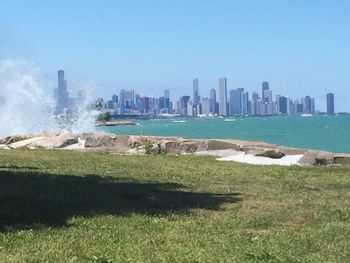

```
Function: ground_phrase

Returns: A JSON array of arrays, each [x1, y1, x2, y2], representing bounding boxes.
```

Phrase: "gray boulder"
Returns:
[[160, 141, 180, 154], [4, 134, 33, 145], [9, 136, 45, 149], [84, 133, 118, 148], [33, 132, 78, 149], [179, 140, 208, 153], [333, 153, 350, 164], [255, 149, 286, 159], [127, 136, 141, 148], [148, 143, 161, 154], [298, 150, 335, 166], [207, 139, 241, 151], [84, 133, 131, 153]]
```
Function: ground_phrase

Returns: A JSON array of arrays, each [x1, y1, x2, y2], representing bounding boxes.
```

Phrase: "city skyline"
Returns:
[[1, 1, 349, 112], [55, 69, 337, 117]]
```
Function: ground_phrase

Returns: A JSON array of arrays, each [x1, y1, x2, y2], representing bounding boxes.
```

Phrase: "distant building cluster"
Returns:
[[53, 70, 336, 117], [98, 78, 336, 117]]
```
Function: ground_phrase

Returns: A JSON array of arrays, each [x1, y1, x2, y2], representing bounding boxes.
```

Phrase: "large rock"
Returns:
[[255, 149, 286, 159], [84, 133, 118, 148], [114, 135, 131, 151], [33, 132, 78, 149], [207, 140, 241, 151], [333, 153, 350, 164], [63, 139, 86, 150], [160, 141, 180, 154], [0, 137, 6, 144], [127, 136, 141, 148], [4, 134, 34, 145], [179, 140, 208, 153], [298, 150, 335, 166], [9, 136, 45, 149], [148, 143, 161, 154], [84, 133, 131, 153]]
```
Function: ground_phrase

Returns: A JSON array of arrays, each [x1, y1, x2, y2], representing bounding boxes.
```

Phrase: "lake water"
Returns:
[[98, 115, 350, 153]]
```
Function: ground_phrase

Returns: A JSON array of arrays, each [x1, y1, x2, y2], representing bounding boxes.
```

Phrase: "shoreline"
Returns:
[[1, 131, 350, 166]]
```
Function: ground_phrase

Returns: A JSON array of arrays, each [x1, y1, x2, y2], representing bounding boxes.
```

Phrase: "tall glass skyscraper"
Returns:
[[229, 88, 243, 116], [262, 81, 269, 103], [193, 78, 200, 105], [327, 93, 335, 114], [219, 78, 228, 116], [209, 88, 216, 114], [54, 70, 69, 114]]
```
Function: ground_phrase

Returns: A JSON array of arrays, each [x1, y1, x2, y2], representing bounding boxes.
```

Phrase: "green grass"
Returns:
[[0, 149, 349, 262]]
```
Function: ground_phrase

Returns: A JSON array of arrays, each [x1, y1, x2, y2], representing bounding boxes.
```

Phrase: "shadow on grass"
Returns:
[[0, 170, 241, 231]]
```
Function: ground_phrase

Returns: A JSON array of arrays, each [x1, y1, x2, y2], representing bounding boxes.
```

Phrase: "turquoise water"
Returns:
[[98, 116, 350, 153]]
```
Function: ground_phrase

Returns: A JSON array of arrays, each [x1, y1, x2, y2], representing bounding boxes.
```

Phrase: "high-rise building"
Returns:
[[209, 88, 217, 114], [263, 90, 272, 103], [124, 90, 135, 108], [193, 78, 200, 105], [54, 70, 69, 114], [310, 98, 315, 114], [251, 92, 260, 116], [218, 78, 228, 116], [240, 92, 249, 116], [229, 88, 243, 116], [327, 93, 335, 114], [164, 90, 170, 111], [119, 89, 126, 114], [179, 96, 190, 116], [278, 96, 288, 114], [262, 81, 269, 102], [112, 95, 118, 103], [201, 98, 211, 115], [303, 96, 311, 114], [141, 96, 150, 113], [286, 97, 291, 115]]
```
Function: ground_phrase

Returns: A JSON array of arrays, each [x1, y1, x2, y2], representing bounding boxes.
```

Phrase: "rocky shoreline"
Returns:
[[95, 121, 136, 127], [1, 130, 350, 166]]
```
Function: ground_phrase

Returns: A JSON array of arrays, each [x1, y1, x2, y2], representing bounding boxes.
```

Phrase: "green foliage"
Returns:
[[0, 150, 349, 262], [97, 111, 112, 122]]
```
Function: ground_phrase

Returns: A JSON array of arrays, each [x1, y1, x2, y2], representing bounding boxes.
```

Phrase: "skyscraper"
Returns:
[[263, 90, 272, 103], [327, 93, 335, 114], [209, 88, 217, 114], [229, 88, 243, 116], [179, 96, 190, 116], [54, 70, 69, 114], [193, 78, 200, 105], [218, 78, 228, 116], [310, 98, 315, 114], [201, 98, 211, 115], [278, 96, 288, 114], [124, 90, 135, 108], [164, 89, 170, 111], [304, 96, 311, 114], [119, 89, 126, 114], [262, 81, 269, 103], [240, 92, 249, 116]]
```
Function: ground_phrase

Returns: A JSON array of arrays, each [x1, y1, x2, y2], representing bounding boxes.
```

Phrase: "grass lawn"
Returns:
[[0, 149, 349, 262]]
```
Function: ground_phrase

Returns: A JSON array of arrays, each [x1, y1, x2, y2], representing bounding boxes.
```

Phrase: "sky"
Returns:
[[0, 0, 349, 111]]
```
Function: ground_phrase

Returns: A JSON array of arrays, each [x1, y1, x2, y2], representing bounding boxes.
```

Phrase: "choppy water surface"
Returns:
[[99, 116, 350, 153]]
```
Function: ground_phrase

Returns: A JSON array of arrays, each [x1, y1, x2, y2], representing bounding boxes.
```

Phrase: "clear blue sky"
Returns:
[[1, 0, 349, 111]]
